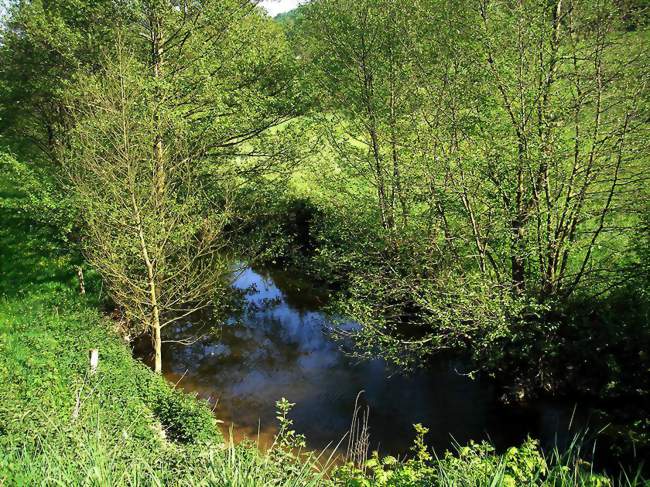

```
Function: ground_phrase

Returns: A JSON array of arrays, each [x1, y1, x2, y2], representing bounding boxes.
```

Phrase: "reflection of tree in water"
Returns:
[[253, 265, 330, 312], [137, 264, 588, 458], [246, 296, 283, 313]]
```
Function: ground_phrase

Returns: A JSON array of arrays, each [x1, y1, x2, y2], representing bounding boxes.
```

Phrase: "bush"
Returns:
[[151, 388, 220, 444], [330, 426, 643, 487]]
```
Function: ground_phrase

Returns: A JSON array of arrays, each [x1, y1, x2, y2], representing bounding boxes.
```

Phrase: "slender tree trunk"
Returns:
[[366, 90, 390, 231], [152, 302, 162, 374], [511, 160, 527, 295], [133, 190, 163, 374], [76, 265, 86, 295], [367, 122, 389, 229], [389, 77, 406, 229], [358, 26, 392, 232], [150, 7, 165, 374], [152, 12, 165, 202], [511, 216, 526, 295]]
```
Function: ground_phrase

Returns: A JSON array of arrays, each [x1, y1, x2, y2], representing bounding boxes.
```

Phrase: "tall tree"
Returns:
[[299, 0, 649, 373], [0, 0, 134, 238], [449, 0, 649, 297], [67, 0, 303, 373], [302, 0, 418, 236], [0, 0, 131, 162]]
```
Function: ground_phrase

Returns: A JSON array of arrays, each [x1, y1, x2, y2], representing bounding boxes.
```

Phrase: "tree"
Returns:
[[301, 0, 419, 236], [441, 0, 649, 298], [67, 0, 303, 373], [299, 0, 649, 376], [0, 0, 136, 240], [0, 0, 132, 162], [68, 43, 225, 374]]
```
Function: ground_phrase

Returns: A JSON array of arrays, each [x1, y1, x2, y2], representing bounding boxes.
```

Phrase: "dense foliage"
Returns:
[[293, 0, 650, 371], [0, 200, 641, 485], [1, 0, 649, 483]]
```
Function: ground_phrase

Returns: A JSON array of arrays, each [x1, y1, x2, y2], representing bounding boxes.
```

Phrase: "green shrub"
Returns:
[[151, 388, 220, 444], [331, 427, 644, 487]]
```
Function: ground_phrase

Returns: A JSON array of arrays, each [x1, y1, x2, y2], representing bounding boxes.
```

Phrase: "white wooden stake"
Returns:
[[89, 349, 99, 375]]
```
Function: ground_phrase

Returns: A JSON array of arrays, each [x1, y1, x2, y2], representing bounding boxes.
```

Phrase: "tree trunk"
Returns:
[[152, 305, 162, 374], [76, 265, 86, 295], [149, 6, 164, 375], [511, 222, 526, 295], [132, 189, 162, 374], [152, 12, 165, 203]]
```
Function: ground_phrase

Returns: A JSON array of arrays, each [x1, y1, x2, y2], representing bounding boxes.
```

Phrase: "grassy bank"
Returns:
[[0, 206, 327, 485], [0, 211, 222, 483]]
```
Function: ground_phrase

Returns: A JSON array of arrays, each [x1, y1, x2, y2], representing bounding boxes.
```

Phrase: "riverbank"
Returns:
[[239, 192, 650, 460], [0, 206, 644, 485], [0, 211, 228, 483], [0, 206, 334, 485]]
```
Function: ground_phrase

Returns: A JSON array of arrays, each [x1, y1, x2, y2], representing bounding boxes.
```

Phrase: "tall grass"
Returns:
[[336, 404, 646, 486], [433, 435, 646, 487], [1, 423, 328, 486], [3, 426, 646, 486]]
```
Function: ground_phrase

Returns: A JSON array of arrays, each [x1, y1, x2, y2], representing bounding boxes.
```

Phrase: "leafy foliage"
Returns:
[[1, 0, 649, 483], [282, 0, 650, 408]]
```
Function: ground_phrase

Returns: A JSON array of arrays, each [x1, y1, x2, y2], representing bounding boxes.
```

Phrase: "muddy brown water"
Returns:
[[134, 263, 590, 458]]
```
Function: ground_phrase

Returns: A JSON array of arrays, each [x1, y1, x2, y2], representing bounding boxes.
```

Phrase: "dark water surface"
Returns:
[[137, 264, 588, 457]]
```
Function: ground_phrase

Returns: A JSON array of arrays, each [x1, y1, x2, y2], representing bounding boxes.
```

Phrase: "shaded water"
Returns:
[[136, 264, 588, 457]]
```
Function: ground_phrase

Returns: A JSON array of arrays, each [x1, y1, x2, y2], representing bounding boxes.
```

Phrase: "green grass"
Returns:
[[0, 208, 328, 485], [0, 210, 235, 484], [0, 165, 328, 485]]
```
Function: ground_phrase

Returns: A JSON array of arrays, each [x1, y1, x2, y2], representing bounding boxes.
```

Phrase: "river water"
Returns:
[[136, 263, 588, 457]]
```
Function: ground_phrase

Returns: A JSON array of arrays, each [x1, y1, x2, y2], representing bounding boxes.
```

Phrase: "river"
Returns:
[[135, 263, 589, 458]]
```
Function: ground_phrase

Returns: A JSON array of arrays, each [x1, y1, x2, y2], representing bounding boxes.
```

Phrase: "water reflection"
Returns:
[[138, 264, 586, 456]]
